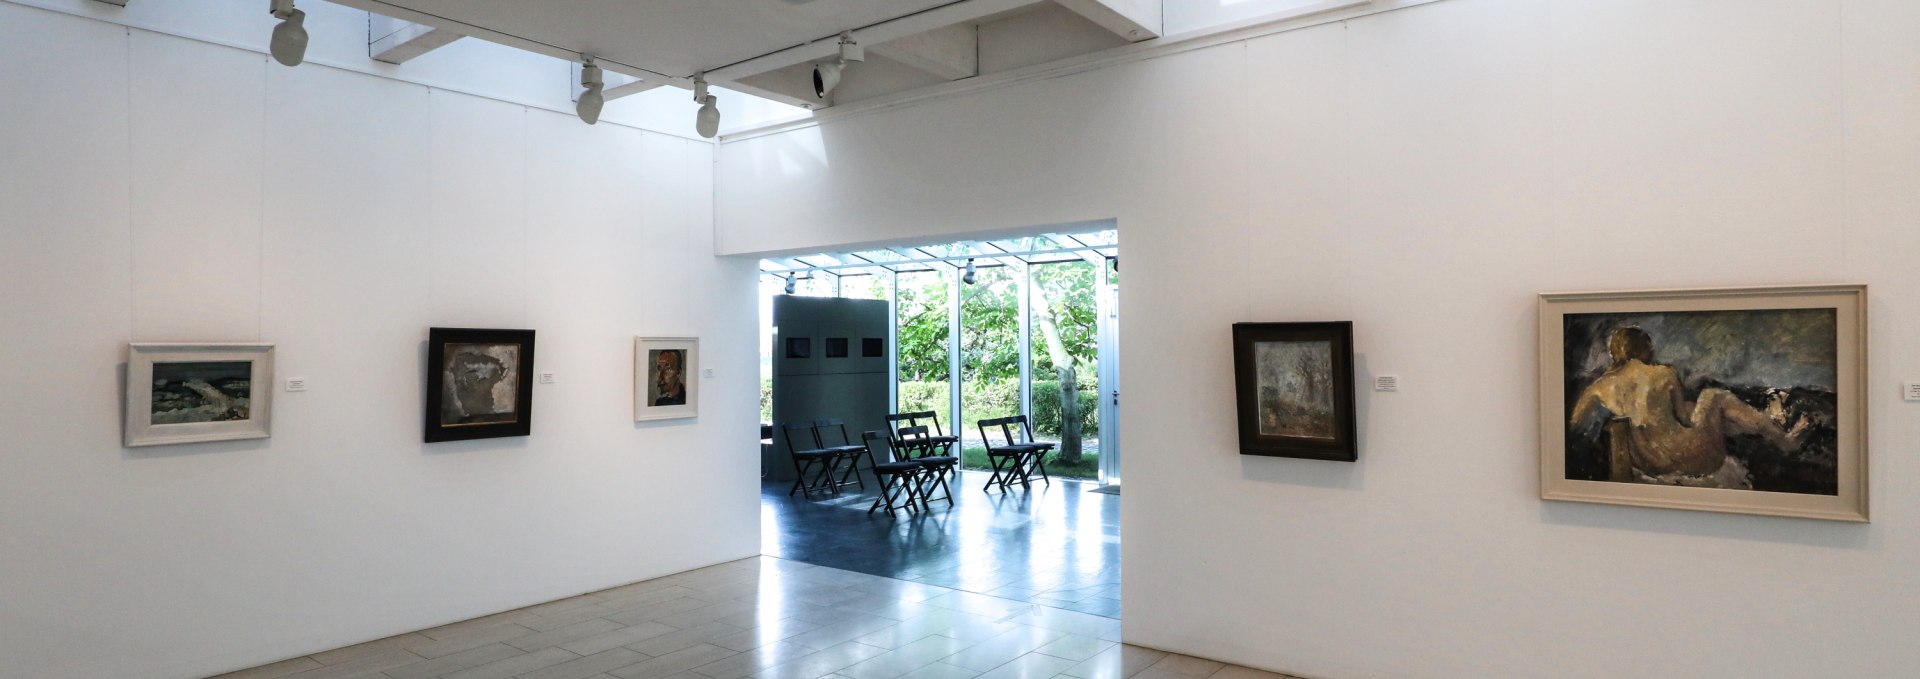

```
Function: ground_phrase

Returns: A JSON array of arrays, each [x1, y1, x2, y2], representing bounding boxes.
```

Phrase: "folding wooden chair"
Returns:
[[781, 422, 843, 498], [977, 415, 1054, 492], [894, 424, 956, 508], [811, 418, 871, 492], [861, 431, 924, 515]]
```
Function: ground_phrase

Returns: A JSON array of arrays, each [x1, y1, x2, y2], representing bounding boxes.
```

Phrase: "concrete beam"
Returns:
[[870, 25, 978, 81], [90, 0, 128, 7], [727, 65, 826, 111], [329, 0, 685, 89], [368, 15, 463, 64], [570, 62, 662, 102], [1053, 0, 1161, 40], [706, 0, 1043, 102]]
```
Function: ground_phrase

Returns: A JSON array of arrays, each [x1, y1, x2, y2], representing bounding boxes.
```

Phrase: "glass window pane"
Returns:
[[958, 265, 1020, 471], [1029, 260, 1100, 479], [895, 270, 952, 439]]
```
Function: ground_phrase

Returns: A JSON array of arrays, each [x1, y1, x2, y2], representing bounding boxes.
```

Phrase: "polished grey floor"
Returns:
[[213, 557, 1296, 679], [761, 471, 1121, 619]]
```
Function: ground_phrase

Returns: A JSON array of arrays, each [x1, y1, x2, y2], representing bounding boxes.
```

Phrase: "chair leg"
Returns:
[[812, 456, 843, 497], [1030, 452, 1051, 487], [983, 454, 1012, 493], [867, 473, 896, 514]]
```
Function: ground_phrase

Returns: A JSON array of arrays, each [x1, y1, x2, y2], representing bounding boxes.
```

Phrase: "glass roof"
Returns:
[[760, 228, 1116, 277]]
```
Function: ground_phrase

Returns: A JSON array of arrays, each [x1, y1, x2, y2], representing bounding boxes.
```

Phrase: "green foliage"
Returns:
[[1030, 380, 1099, 438], [960, 445, 1100, 480], [896, 273, 950, 381]]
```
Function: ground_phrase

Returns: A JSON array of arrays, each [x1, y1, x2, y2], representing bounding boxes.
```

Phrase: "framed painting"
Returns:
[[425, 328, 535, 443], [1538, 285, 1868, 522], [125, 343, 274, 447], [636, 336, 698, 421], [1232, 322, 1358, 461]]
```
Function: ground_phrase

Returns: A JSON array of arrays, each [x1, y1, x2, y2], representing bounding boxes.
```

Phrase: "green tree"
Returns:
[[1031, 262, 1098, 462]]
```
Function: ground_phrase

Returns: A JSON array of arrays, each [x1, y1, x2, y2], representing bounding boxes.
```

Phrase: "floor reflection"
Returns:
[[761, 471, 1121, 619]]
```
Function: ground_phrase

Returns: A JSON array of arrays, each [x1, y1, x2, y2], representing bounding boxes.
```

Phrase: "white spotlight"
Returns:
[[962, 258, 977, 285], [784, 273, 797, 294], [693, 74, 720, 138], [268, 0, 308, 67], [577, 59, 605, 125], [811, 32, 863, 99]]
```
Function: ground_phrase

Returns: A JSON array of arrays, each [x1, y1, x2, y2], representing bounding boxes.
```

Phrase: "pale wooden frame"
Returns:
[[635, 337, 699, 421], [1537, 285, 1868, 522], [126, 343, 275, 447]]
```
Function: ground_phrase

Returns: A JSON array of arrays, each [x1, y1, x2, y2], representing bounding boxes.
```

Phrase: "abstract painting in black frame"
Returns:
[[425, 327, 536, 443], [1232, 321, 1358, 461]]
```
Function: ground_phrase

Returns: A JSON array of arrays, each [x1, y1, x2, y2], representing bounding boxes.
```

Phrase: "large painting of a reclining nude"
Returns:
[[1538, 285, 1867, 522]]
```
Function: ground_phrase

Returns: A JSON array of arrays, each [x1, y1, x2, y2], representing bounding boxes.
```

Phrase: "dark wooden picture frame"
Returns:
[[1232, 321, 1358, 461], [425, 327, 536, 443]]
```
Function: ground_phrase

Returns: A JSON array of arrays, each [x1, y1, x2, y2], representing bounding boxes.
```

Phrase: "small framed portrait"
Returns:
[[1232, 322, 1358, 461], [636, 337, 698, 421], [125, 343, 275, 447], [425, 328, 535, 443], [1539, 284, 1868, 522]]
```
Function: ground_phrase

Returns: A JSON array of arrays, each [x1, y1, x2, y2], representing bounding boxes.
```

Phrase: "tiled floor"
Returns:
[[215, 556, 1297, 679], [761, 471, 1121, 619]]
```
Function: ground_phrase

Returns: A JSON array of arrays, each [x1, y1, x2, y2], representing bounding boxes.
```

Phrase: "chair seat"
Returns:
[[819, 445, 865, 455], [792, 449, 837, 459], [924, 435, 959, 444], [991, 444, 1048, 454], [915, 456, 957, 467], [874, 461, 922, 474]]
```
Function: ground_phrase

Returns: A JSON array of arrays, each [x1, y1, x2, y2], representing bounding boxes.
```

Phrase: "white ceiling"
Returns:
[[347, 0, 960, 78]]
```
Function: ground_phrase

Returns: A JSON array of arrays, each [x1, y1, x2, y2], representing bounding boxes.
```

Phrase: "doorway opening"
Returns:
[[756, 228, 1122, 619]]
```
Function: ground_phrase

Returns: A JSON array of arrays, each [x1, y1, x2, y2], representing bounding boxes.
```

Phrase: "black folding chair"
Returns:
[[977, 415, 1054, 492], [886, 410, 960, 457], [811, 418, 871, 492], [861, 431, 924, 515], [894, 424, 956, 508], [781, 422, 843, 498]]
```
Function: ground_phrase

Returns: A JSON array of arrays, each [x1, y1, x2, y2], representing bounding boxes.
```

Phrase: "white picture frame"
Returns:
[[126, 343, 275, 447], [635, 337, 698, 421], [1538, 285, 1868, 522]]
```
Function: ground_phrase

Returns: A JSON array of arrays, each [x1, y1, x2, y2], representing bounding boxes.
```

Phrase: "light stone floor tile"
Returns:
[[403, 622, 540, 659], [519, 648, 650, 679], [1031, 634, 1115, 663], [1206, 666, 1303, 679], [560, 620, 679, 656], [752, 640, 892, 679], [682, 640, 816, 679], [504, 618, 629, 653], [309, 633, 431, 666], [607, 643, 740, 678], [971, 650, 1077, 679], [281, 649, 424, 679], [835, 634, 971, 679], [440, 646, 580, 679], [626, 621, 749, 657], [380, 642, 526, 679], [207, 656, 322, 679], [1056, 644, 1166, 679], [1145, 654, 1225, 677], [221, 557, 1282, 679]]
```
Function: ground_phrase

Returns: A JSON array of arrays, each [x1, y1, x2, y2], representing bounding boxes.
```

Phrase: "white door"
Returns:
[[1095, 262, 1120, 485]]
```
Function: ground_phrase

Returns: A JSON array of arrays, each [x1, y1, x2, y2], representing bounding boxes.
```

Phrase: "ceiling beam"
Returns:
[[870, 25, 978, 81], [1052, 0, 1162, 40], [706, 0, 1043, 106], [328, 0, 685, 89], [726, 66, 826, 110], [90, 0, 127, 6], [570, 62, 662, 103], [369, 15, 464, 64]]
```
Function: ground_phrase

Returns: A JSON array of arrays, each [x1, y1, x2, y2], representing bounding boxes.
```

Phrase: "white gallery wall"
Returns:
[[715, 1, 1920, 677], [0, 5, 758, 679]]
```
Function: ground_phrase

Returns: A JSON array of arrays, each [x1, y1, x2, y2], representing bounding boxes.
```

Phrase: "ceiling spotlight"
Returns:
[[268, 0, 308, 67], [812, 31, 864, 99], [577, 59, 605, 125], [962, 258, 977, 285], [784, 273, 797, 294], [693, 74, 720, 138]]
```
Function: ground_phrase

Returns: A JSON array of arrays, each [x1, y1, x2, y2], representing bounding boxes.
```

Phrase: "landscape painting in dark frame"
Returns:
[[425, 327, 536, 443], [1232, 322, 1358, 461]]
